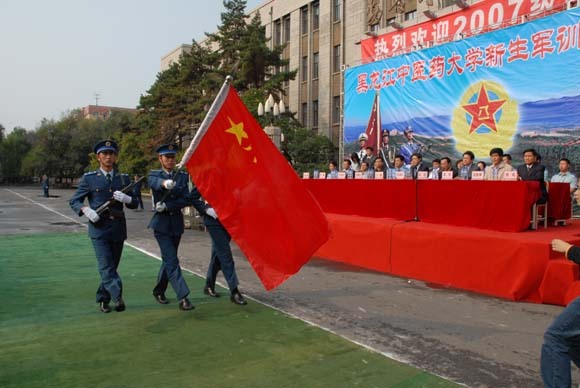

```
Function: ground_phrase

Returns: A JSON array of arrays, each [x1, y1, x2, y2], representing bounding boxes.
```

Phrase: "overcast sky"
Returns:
[[0, 0, 263, 132]]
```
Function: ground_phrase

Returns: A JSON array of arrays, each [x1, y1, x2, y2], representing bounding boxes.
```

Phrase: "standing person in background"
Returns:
[[542, 189, 580, 387], [132, 175, 144, 211], [41, 174, 49, 198], [69, 140, 138, 313], [148, 144, 194, 311]]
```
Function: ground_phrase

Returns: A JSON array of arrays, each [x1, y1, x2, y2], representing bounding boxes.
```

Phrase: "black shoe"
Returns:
[[203, 287, 220, 298], [99, 301, 111, 313], [179, 297, 194, 311], [115, 297, 126, 312], [154, 293, 169, 304], [230, 292, 247, 306]]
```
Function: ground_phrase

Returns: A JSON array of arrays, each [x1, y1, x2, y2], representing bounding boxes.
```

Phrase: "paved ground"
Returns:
[[1, 186, 576, 387]]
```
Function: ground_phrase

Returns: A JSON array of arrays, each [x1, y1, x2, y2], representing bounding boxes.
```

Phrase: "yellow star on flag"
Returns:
[[225, 117, 248, 145]]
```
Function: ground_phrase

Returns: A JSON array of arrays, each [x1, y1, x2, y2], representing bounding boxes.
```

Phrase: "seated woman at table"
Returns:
[[541, 189, 580, 387], [477, 161, 486, 171]]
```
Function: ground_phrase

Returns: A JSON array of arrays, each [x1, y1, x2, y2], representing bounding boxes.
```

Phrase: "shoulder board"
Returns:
[[120, 173, 129, 177], [150, 169, 162, 173], [83, 171, 97, 176]]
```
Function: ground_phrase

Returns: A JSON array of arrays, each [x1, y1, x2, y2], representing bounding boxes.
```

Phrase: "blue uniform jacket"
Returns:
[[69, 170, 138, 241], [148, 170, 193, 236]]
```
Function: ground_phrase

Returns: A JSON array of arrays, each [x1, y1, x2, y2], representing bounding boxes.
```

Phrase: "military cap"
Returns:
[[358, 133, 368, 141], [93, 140, 119, 154], [404, 126, 413, 135], [381, 129, 390, 137], [156, 143, 179, 155]]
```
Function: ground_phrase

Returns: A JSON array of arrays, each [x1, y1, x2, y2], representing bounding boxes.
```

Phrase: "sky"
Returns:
[[0, 0, 263, 132]]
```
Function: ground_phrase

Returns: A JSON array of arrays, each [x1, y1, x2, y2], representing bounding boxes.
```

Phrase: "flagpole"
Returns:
[[376, 91, 381, 157], [177, 76, 233, 168]]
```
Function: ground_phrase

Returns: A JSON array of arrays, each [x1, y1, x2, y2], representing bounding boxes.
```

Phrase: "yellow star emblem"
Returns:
[[225, 117, 248, 145]]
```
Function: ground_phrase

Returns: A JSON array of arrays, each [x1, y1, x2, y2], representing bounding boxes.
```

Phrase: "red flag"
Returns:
[[180, 81, 330, 290], [364, 93, 381, 156]]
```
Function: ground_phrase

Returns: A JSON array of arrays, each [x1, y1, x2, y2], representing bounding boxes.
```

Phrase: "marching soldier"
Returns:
[[69, 140, 138, 313], [190, 189, 247, 306], [148, 144, 194, 311]]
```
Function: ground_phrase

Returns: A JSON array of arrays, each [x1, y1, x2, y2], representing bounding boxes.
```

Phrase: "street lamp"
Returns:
[[257, 94, 285, 149]]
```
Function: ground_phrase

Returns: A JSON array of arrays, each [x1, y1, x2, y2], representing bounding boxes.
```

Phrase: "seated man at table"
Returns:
[[459, 151, 479, 180], [484, 147, 513, 181], [389, 155, 409, 179], [516, 148, 547, 204], [342, 159, 355, 178], [410, 153, 429, 179], [429, 159, 440, 180], [327, 160, 339, 179], [372, 157, 387, 178], [439, 157, 458, 179], [360, 161, 374, 179], [551, 158, 578, 193]]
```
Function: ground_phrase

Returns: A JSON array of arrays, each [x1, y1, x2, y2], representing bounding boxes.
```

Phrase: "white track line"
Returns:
[[3, 188, 461, 385]]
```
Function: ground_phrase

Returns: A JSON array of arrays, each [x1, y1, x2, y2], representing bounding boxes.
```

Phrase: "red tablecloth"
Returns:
[[303, 180, 416, 220], [548, 182, 572, 220], [417, 180, 540, 232], [303, 179, 540, 232]]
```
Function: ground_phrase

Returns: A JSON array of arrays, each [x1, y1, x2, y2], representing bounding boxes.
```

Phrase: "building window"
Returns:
[[387, 17, 396, 25], [274, 20, 281, 46], [283, 15, 291, 43], [333, 0, 341, 22], [333, 45, 341, 73], [302, 56, 308, 81], [301, 103, 308, 126], [370, 23, 380, 33], [332, 96, 341, 124], [312, 52, 319, 79], [312, 2, 320, 30], [404, 11, 416, 21], [312, 100, 319, 128], [301, 6, 308, 35]]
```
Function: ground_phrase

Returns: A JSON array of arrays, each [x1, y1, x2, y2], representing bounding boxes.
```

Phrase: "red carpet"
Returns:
[[315, 214, 580, 306]]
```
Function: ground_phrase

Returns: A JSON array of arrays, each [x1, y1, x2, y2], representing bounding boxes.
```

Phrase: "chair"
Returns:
[[531, 202, 548, 230]]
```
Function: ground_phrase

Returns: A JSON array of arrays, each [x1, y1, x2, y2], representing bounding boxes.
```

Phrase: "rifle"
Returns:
[[95, 175, 145, 217]]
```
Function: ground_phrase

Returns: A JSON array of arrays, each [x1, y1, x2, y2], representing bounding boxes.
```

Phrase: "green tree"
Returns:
[[0, 127, 32, 182], [138, 40, 218, 145]]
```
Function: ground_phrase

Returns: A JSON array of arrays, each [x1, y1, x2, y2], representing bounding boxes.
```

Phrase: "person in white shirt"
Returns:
[[551, 158, 578, 193]]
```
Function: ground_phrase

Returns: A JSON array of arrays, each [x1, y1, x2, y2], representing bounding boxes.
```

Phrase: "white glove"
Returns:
[[205, 207, 218, 219], [83, 207, 100, 223], [155, 202, 167, 213], [113, 191, 132, 204], [163, 180, 175, 190]]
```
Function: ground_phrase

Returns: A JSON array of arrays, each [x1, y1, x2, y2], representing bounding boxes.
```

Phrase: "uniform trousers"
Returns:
[[205, 222, 239, 293], [90, 238, 124, 303], [152, 233, 190, 300], [541, 296, 580, 387]]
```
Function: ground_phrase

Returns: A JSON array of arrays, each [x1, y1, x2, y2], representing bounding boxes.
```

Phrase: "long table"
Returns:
[[304, 179, 541, 232]]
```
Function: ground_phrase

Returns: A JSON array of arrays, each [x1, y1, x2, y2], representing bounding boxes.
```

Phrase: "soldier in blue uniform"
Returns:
[[189, 188, 247, 306], [148, 144, 194, 311], [69, 140, 138, 313]]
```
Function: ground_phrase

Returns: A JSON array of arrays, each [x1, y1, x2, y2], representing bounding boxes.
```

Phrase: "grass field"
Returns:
[[0, 233, 459, 388]]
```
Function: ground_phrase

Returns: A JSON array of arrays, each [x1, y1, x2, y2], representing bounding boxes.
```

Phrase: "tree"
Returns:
[[0, 124, 5, 143], [138, 40, 218, 145], [0, 127, 32, 182]]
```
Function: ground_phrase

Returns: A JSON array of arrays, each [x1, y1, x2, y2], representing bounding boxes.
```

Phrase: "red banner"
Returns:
[[361, 0, 568, 63]]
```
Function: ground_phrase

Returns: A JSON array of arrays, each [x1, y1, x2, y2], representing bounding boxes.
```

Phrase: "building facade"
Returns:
[[162, 0, 523, 147]]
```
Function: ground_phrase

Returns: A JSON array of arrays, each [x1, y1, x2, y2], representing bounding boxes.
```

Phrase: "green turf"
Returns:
[[0, 233, 459, 388]]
